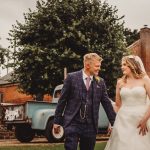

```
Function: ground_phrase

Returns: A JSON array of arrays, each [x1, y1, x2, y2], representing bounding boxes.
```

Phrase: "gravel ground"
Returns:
[[0, 138, 56, 146], [0, 135, 109, 147]]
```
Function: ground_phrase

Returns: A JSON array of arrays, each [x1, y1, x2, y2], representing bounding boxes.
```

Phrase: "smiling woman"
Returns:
[[104, 56, 150, 150]]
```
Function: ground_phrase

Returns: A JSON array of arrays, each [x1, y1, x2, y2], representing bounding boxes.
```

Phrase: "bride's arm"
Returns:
[[115, 79, 122, 112], [137, 76, 150, 135], [144, 75, 150, 93]]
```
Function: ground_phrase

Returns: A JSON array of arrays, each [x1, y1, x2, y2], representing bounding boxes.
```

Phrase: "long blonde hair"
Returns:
[[121, 56, 145, 82]]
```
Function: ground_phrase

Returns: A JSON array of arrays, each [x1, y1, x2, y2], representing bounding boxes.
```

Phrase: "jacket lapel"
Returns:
[[92, 78, 97, 102], [77, 70, 83, 96]]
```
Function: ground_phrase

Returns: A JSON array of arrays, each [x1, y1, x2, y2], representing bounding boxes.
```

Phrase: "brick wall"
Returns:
[[127, 27, 150, 77], [0, 83, 52, 103], [140, 27, 150, 76]]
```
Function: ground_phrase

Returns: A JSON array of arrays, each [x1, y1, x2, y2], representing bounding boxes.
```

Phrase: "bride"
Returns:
[[104, 55, 150, 150]]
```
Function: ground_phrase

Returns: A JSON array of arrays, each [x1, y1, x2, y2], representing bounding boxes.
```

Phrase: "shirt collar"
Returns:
[[82, 70, 93, 81]]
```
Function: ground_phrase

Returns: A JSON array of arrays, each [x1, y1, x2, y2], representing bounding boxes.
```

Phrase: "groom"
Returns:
[[53, 53, 116, 150]]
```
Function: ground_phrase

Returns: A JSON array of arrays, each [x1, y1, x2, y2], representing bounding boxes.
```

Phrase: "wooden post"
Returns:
[[64, 67, 67, 79]]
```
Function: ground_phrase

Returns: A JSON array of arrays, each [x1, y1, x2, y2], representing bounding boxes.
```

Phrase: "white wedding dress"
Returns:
[[104, 86, 150, 150]]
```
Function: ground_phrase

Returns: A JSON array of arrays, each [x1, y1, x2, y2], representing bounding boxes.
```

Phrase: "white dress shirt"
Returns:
[[82, 70, 93, 87]]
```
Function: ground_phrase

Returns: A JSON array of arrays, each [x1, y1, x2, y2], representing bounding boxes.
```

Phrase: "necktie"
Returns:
[[86, 77, 91, 91]]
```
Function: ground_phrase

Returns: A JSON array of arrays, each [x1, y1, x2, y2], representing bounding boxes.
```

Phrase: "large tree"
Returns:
[[8, 0, 127, 99]]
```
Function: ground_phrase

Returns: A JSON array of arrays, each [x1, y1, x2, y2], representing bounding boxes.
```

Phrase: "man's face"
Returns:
[[87, 59, 101, 76]]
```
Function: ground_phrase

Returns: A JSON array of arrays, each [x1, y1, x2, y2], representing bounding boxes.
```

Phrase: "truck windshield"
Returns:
[[54, 90, 61, 99]]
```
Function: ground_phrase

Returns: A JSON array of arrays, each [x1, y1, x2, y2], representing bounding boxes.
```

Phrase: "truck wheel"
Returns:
[[45, 119, 64, 143], [15, 124, 35, 143]]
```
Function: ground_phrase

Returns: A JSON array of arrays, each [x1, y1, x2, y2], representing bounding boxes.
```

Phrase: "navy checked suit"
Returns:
[[54, 70, 116, 150]]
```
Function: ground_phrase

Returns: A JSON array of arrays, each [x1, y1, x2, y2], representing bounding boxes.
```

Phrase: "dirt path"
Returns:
[[0, 138, 59, 146], [0, 137, 108, 146]]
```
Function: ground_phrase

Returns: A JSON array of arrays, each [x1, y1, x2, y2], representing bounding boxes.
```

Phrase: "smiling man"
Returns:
[[53, 53, 116, 150]]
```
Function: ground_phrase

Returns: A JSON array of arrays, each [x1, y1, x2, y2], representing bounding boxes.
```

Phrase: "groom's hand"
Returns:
[[53, 124, 61, 134], [107, 124, 113, 135], [107, 127, 112, 135]]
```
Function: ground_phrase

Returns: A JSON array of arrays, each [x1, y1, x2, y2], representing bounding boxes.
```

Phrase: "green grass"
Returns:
[[95, 142, 106, 150], [0, 145, 63, 150], [0, 142, 107, 150]]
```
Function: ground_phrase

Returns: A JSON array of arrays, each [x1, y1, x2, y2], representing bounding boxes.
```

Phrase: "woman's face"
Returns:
[[121, 60, 132, 75]]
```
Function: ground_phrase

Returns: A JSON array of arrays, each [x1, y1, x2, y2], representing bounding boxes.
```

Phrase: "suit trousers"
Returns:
[[64, 122, 96, 150]]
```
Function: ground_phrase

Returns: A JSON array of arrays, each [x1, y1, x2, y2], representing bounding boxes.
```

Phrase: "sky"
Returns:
[[0, 0, 150, 49], [0, 0, 37, 48], [105, 0, 150, 29]]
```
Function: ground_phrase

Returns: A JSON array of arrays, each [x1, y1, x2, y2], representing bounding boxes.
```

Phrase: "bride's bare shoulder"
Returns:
[[142, 75, 150, 83], [117, 78, 124, 89]]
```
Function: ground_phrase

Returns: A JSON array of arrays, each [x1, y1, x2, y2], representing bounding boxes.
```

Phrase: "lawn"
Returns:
[[0, 142, 107, 150]]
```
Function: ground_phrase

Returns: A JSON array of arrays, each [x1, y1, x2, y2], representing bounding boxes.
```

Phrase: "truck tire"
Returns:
[[15, 124, 35, 143], [45, 119, 64, 143]]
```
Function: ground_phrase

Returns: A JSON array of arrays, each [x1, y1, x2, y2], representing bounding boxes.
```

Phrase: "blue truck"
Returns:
[[1, 84, 110, 143]]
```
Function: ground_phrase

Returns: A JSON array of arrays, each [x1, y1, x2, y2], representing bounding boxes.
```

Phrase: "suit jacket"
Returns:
[[54, 70, 116, 130]]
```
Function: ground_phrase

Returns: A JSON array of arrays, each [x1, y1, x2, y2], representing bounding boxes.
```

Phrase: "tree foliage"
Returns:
[[8, 0, 128, 98], [0, 47, 5, 66], [124, 28, 140, 46], [0, 38, 8, 67]]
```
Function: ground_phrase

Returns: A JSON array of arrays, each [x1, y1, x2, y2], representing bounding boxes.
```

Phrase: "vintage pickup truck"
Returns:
[[0, 84, 111, 143]]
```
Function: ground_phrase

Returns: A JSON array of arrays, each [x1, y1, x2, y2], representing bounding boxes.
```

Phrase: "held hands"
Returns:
[[107, 124, 113, 135], [53, 124, 61, 134], [137, 118, 148, 136]]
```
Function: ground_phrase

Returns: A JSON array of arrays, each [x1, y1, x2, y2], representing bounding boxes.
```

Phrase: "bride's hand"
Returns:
[[137, 119, 148, 136], [107, 124, 113, 135]]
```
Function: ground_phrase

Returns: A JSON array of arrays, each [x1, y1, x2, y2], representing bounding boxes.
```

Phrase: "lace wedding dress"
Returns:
[[104, 86, 150, 150]]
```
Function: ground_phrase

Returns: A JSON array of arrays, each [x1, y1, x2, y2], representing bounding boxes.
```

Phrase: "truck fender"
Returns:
[[31, 109, 55, 130]]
